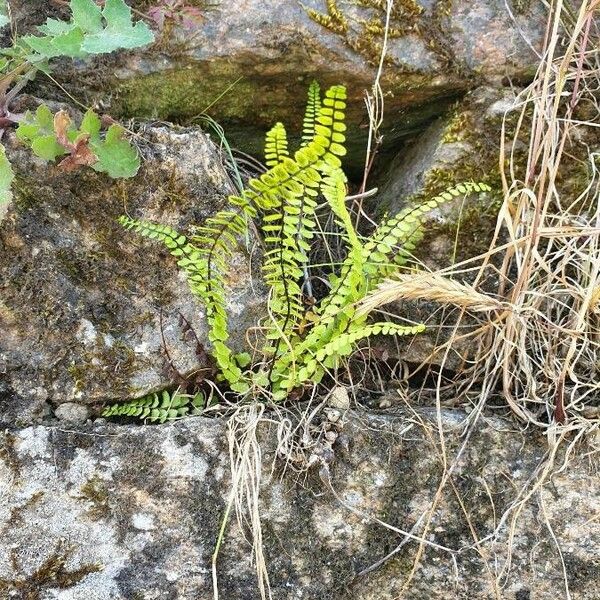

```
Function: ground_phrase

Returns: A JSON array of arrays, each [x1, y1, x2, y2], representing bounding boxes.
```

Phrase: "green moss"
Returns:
[[113, 59, 288, 125], [306, 0, 349, 35], [306, 0, 425, 68], [512, 0, 534, 15], [305, 0, 462, 72], [441, 105, 472, 143], [0, 541, 102, 599], [12, 175, 39, 211], [78, 477, 110, 520]]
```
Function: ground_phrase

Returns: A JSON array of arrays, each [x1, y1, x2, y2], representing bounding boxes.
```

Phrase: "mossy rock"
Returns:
[[12, 0, 546, 175], [0, 118, 266, 424]]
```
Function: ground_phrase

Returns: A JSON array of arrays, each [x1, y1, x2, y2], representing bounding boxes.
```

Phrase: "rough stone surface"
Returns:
[[0, 408, 597, 599], [0, 121, 265, 424], [8, 1, 547, 173], [374, 85, 515, 268]]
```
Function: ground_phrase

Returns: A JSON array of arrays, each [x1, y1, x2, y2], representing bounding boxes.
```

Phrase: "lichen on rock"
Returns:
[[0, 409, 597, 599]]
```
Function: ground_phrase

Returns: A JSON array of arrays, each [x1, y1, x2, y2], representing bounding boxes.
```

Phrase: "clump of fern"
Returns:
[[117, 81, 491, 404]]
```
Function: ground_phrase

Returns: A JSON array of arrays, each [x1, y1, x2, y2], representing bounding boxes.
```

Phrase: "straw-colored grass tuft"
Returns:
[[358, 271, 506, 316]]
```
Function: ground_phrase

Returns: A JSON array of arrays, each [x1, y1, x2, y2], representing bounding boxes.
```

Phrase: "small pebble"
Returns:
[[327, 386, 350, 409], [325, 430, 337, 443], [54, 402, 91, 425], [325, 408, 341, 423]]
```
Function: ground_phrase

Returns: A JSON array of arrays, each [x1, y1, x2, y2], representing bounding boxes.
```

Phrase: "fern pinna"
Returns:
[[116, 81, 491, 404]]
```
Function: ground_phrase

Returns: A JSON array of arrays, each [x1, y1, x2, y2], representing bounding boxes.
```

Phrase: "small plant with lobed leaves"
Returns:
[[0, 0, 155, 203], [103, 81, 491, 418]]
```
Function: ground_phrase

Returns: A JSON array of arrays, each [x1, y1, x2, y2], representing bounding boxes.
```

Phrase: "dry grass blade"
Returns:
[[358, 271, 506, 316], [448, 0, 600, 427]]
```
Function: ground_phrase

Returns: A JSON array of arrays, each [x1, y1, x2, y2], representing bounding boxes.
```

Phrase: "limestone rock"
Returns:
[[0, 408, 597, 598], [374, 85, 517, 268], [0, 122, 265, 424]]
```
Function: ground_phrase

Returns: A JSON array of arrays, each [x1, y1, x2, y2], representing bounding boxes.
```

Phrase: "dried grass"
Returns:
[[358, 271, 506, 315]]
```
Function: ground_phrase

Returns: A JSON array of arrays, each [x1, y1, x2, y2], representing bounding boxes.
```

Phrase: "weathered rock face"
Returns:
[[0, 408, 597, 599], [374, 85, 514, 268], [9, 1, 547, 173], [0, 122, 265, 425]]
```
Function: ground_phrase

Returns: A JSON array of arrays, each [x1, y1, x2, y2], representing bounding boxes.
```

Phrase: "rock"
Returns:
[[327, 385, 351, 409], [365, 87, 514, 368], [0, 408, 597, 598], [54, 402, 91, 425], [9, 1, 547, 174], [374, 85, 515, 268], [0, 121, 265, 425]]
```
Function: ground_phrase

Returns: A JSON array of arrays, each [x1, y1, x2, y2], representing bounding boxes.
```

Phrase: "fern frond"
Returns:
[[301, 81, 322, 147], [102, 389, 206, 423], [285, 322, 425, 389], [363, 182, 492, 279], [269, 182, 491, 393], [264, 122, 289, 167], [258, 85, 348, 339], [118, 215, 243, 385]]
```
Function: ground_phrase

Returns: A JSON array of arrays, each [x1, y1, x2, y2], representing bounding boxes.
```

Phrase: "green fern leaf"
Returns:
[[281, 322, 425, 390], [102, 388, 207, 422], [118, 216, 246, 386], [301, 81, 321, 147], [363, 182, 492, 280], [259, 85, 348, 339], [264, 122, 289, 167]]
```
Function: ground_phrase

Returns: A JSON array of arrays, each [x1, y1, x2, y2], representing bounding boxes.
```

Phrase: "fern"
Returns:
[[260, 85, 347, 340], [301, 81, 322, 146], [264, 122, 289, 167], [115, 80, 492, 409], [117, 217, 245, 388], [102, 389, 206, 423], [293, 322, 425, 387], [363, 181, 492, 280]]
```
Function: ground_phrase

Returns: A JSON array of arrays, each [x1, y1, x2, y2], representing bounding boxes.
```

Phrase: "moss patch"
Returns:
[[78, 477, 111, 520], [112, 58, 465, 177], [305, 0, 445, 69], [0, 541, 102, 599]]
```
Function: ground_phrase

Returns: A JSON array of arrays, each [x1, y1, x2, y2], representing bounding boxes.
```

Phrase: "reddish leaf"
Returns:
[[53, 110, 74, 150], [57, 133, 98, 172], [53, 111, 98, 172]]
